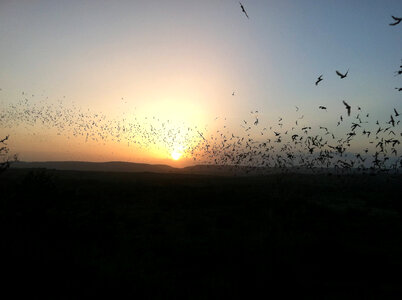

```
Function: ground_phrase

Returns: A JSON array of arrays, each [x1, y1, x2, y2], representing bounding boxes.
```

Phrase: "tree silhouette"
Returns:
[[0, 135, 17, 174]]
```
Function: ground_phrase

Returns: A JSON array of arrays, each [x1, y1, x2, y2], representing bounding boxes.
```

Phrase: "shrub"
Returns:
[[0, 135, 17, 174]]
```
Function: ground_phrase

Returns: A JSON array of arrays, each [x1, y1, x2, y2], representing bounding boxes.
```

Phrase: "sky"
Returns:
[[0, 0, 401, 166]]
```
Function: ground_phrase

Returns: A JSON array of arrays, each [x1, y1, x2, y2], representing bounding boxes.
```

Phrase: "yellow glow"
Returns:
[[170, 144, 185, 161], [0, 84, 212, 166], [171, 151, 182, 161]]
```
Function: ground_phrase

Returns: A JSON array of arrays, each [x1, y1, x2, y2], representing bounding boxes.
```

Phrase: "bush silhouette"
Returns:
[[0, 135, 17, 174]]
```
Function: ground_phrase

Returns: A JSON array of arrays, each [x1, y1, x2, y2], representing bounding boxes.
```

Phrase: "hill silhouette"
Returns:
[[12, 161, 177, 174], [11, 161, 275, 176], [12, 160, 395, 176]]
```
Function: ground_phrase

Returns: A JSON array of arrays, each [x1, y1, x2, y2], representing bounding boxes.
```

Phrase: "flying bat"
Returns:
[[315, 75, 323, 86], [390, 16, 402, 26], [336, 69, 349, 79], [239, 2, 249, 19], [343, 100, 351, 116]]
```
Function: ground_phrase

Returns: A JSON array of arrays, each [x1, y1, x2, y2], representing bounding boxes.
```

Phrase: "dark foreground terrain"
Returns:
[[1, 169, 402, 299]]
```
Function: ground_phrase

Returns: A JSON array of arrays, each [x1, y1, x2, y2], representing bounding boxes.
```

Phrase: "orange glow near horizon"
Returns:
[[0, 87, 216, 165]]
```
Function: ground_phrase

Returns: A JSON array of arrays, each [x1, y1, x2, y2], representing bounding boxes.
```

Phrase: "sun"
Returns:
[[171, 151, 182, 161], [171, 144, 185, 161]]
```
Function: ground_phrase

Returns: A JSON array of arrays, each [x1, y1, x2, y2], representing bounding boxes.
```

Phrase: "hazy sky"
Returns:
[[0, 0, 401, 165]]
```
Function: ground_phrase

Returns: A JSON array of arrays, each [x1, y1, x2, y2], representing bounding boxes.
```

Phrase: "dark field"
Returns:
[[1, 169, 402, 299]]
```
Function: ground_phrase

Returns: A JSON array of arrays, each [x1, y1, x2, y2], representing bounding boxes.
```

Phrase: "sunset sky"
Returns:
[[1, 0, 401, 166]]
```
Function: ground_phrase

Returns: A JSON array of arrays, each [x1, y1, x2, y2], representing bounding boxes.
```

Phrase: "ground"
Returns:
[[1, 169, 402, 299]]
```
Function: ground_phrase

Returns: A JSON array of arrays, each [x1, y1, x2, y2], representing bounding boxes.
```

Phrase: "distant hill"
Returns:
[[10, 161, 274, 176], [10, 161, 353, 176], [11, 161, 178, 174], [182, 164, 275, 176]]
